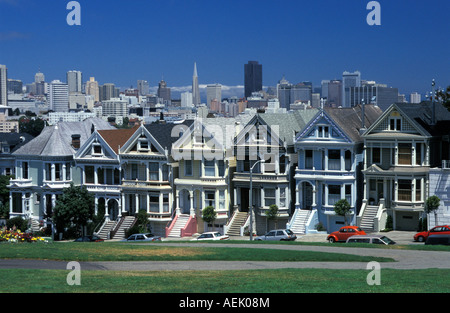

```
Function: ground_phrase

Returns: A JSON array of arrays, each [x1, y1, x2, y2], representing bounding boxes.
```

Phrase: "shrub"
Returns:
[[6, 217, 28, 232]]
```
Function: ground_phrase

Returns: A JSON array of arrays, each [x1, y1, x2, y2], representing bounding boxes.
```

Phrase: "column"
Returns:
[[135, 193, 139, 213], [340, 149, 345, 172], [189, 190, 195, 216], [94, 197, 98, 215]]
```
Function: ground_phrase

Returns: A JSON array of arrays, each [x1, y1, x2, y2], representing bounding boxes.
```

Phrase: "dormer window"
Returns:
[[318, 126, 329, 138], [389, 117, 402, 131], [92, 143, 102, 155], [138, 138, 149, 151]]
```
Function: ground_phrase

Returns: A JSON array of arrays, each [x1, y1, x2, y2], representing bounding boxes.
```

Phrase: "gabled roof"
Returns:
[[363, 102, 450, 138], [324, 104, 382, 142], [144, 120, 194, 154], [98, 125, 140, 154], [0, 132, 34, 153], [13, 118, 115, 157]]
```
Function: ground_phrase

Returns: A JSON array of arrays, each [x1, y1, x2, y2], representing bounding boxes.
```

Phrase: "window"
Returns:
[[280, 188, 286, 208], [149, 162, 159, 181], [218, 190, 225, 210], [264, 188, 276, 207], [415, 179, 421, 202], [204, 191, 215, 208], [372, 148, 381, 164], [55, 164, 61, 181], [218, 160, 225, 177], [305, 150, 313, 169], [85, 166, 94, 184], [345, 184, 352, 204], [22, 162, 29, 179], [345, 150, 352, 171], [328, 185, 341, 206], [163, 194, 169, 212], [204, 160, 215, 177], [416, 143, 422, 165], [150, 195, 159, 212], [185, 160, 193, 176], [318, 126, 329, 138], [398, 143, 412, 165], [389, 118, 402, 131], [66, 163, 71, 180], [279, 155, 286, 174], [162, 164, 169, 181], [131, 164, 138, 180], [97, 168, 104, 184], [138, 138, 149, 151], [398, 180, 412, 201], [328, 150, 341, 170], [93, 144, 102, 155]]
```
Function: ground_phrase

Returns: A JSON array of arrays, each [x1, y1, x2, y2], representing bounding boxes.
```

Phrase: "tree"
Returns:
[[202, 206, 217, 231], [425, 195, 440, 228], [53, 184, 95, 238], [437, 86, 450, 110], [19, 116, 46, 137], [265, 204, 279, 230], [333, 199, 352, 226]]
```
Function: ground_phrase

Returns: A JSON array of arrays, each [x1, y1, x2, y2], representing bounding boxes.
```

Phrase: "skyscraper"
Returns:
[[137, 80, 150, 96], [244, 61, 262, 99], [86, 77, 100, 102], [157, 80, 171, 104], [67, 70, 83, 93], [342, 70, 361, 107], [192, 62, 200, 106], [48, 80, 69, 112], [206, 84, 222, 108], [0, 65, 7, 106]]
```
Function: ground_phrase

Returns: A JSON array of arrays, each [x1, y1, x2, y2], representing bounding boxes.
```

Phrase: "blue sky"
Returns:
[[0, 0, 449, 96]]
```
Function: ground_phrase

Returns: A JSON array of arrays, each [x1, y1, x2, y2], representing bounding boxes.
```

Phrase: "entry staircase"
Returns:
[[95, 216, 137, 240], [288, 209, 311, 234], [225, 211, 248, 236], [359, 205, 378, 233], [167, 214, 190, 238]]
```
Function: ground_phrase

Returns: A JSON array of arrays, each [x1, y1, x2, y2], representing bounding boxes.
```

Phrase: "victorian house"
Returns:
[[292, 105, 382, 233], [169, 115, 253, 237], [8, 119, 114, 229], [230, 110, 318, 235], [361, 101, 450, 230]]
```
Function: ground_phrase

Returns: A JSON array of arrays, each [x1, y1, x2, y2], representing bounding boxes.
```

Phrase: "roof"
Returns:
[[13, 118, 115, 157], [324, 104, 383, 142], [395, 101, 450, 137], [98, 125, 140, 154], [0, 132, 34, 153], [144, 120, 194, 153], [258, 109, 319, 146]]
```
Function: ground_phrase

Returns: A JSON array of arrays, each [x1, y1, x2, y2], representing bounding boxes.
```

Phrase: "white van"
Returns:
[[346, 235, 395, 245]]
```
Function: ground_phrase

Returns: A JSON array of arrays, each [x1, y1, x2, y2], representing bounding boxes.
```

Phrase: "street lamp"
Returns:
[[249, 158, 265, 241]]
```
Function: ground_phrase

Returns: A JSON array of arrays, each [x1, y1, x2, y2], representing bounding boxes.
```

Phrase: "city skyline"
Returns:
[[0, 0, 448, 96]]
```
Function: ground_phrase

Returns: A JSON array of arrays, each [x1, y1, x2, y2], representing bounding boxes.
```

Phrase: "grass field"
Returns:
[[0, 242, 394, 262], [1, 241, 449, 294], [1, 268, 449, 293]]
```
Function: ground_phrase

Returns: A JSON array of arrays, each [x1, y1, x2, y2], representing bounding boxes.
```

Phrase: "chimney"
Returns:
[[72, 134, 81, 149]]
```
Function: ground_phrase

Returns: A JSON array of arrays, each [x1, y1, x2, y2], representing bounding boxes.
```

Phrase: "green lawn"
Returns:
[[1, 268, 449, 293], [0, 242, 394, 262]]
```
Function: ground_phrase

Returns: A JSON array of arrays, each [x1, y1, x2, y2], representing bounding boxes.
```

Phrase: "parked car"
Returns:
[[425, 234, 450, 246], [74, 235, 104, 242], [193, 232, 229, 241], [327, 226, 366, 243], [346, 235, 396, 245], [414, 225, 450, 242], [255, 229, 297, 241], [124, 233, 162, 242]]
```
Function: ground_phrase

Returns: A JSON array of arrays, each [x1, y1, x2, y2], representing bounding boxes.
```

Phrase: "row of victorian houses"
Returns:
[[5, 100, 450, 238]]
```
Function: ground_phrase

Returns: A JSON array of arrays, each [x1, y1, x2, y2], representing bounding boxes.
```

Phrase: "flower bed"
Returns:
[[0, 227, 46, 243]]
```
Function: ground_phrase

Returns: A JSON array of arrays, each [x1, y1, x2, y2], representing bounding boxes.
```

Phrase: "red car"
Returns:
[[327, 226, 366, 243], [414, 225, 450, 242]]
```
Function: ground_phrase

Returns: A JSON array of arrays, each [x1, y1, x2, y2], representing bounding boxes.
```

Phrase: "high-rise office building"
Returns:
[[192, 62, 200, 106], [244, 61, 262, 98], [0, 65, 8, 107], [342, 70, 361, 107], [206, 84, 222, 108], [410, 92, 421, 104], [100, 83, 119, 101], [348, 84, 399, 111], [181, 91, 193, 107], [157, 80, 171, 104], [35, 71, 45, 84], [321, 80, 330, 99], [137, 80, 150, 96], [7, 79, 23, 94], [67, 70, 83, 93], [48, 80, 69, 112], [86, 77, 100, 102], [327, 80, 342, 107]]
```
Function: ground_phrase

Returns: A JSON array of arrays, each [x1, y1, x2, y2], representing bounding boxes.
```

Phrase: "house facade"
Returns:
[[8, 119, 114, 229], [293, 105, 382, 233], [361, 102, 450, 230]]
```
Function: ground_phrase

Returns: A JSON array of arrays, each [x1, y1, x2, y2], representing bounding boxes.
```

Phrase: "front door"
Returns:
[[241, 187, 249, 212]]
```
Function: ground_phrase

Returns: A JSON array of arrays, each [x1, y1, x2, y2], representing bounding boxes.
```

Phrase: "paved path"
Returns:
[[1, 242, 450, 271]]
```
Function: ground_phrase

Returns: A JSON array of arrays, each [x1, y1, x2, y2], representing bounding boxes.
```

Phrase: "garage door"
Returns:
[[395, 211, 419, 231]]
